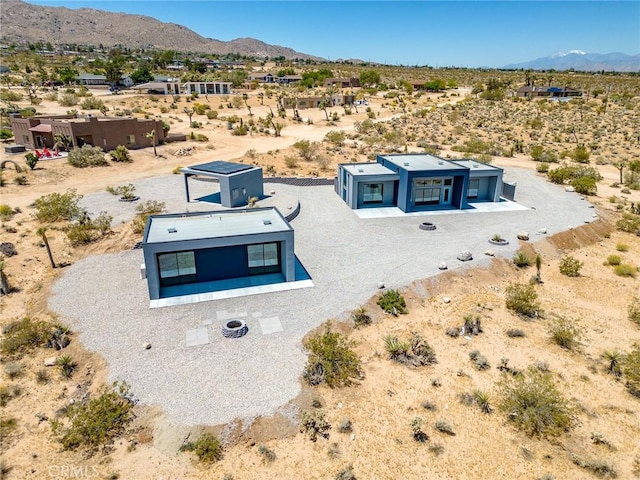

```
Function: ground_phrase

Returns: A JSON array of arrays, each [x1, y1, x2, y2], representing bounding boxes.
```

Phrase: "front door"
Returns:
[[441, 178, 453, 205]]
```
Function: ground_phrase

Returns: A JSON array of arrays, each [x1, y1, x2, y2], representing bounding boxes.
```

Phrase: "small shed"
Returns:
[[180, 161, 264, 207]]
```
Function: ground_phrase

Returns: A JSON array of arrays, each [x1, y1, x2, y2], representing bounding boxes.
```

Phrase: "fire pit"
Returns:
[[222, 320, 248, 338]]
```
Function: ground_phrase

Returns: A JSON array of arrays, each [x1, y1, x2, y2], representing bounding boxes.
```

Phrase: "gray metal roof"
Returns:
[[186, 160, 254, 175], [144, 207, 291, 244], [450, 159, 503, 172], [341, 163, 398, 177], [380, 154, 467, 171]]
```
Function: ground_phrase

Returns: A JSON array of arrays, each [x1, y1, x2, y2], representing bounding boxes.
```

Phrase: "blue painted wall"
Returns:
[[194, 245, 249, 282]]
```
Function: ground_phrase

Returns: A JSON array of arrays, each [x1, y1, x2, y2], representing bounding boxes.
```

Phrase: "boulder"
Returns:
[[457, 251, 472, 261], [565, 186, 575, 192], [44, 357, 57, 367], [484, 250, 495, 257], [438, 262, 448, 270], [143, 342, 152, 350], [517, 232, 529, 241], [443, 297, 452, 304]]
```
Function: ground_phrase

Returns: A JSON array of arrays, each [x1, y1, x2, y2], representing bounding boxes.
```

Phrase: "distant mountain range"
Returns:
[[0, 0, 322, 60], [503, 51, 640, 72]]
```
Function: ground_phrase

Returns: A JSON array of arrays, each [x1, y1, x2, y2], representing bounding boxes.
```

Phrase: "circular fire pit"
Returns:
[[222, 320, 248, 338], [419, 222, 436, 231]]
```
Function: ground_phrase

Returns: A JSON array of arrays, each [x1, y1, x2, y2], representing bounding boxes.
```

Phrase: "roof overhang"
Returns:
[[28, 124, 52, 133]]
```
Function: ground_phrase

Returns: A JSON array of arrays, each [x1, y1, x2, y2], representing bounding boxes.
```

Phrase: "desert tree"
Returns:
[[257, 91, 264, 105], [612, 159, 627, 184], [318, 98, 330, 121], [36, 227, 56, 269], [242, 93, 252, 116], [145, 130, 157, 156]]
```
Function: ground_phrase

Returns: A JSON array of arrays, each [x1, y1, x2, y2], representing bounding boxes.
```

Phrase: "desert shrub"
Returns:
[[35, 368, 50, 384], [435, 420, 455, 435], [106, 184, 136, 200], [351, 306, 371, 327], [1, 317, 53, 356], [0, 384, 21, 406], [57, 354, 77, 378], [58, 93, 78, 106], [623, 345, 640, 398], [206, 110, 218, 120], [571, 176, 597, 195], [513, 251, 531, 268], [571, 454, 617, 478], [615, 243, 629, 252], [108, 145, 132, 163], [0, 89, 23, 102], [25, 152, 38, 170], [0, 417, 17, 438], [421, 400, 437, 411], [549, 318, 581, 350], [131, 200, 166, 234], [80, 97, 104, 110], [299, 409, 331, 441], [68, 145, 108, 168], [376, 289, 407, 315], [293, 139, 320, 162], [14, 174, 27, 185], [335, 465, 356, 480], [410, 417, 428, 442], [0, 128, 13, 140], [284, 156, 298, 168], [614, 263, 637, 278], [629, 297, 640, 326], [505, 283, 539, 317], [4, 361, 23, 379], [606, 254, 622, 266], [469, 349, 490, 370], [337, 418, 352, 433], [302, 325, 361, 387], [180, 432, 223, 463], [65, 212, 112, 245], [51, 381, 134, 451], [569, 145, 590, 163], [325, 130, 346, 146], [384, 333, 437, 367], [559, 256, 583, 277], [498, 367, 575, 437], [257, 444, 276, 463], [616, 213, 640, 233], [0, 204, 16, 221], [536, 162, 550, 173], [506, 328, 526, 338], [473, 390, 493, 414]]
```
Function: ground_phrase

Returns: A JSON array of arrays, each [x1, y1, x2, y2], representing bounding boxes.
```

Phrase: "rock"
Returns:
[[592, 213, 598, 218], [350, 433, 356, 441], [44, 357, 57, 367], [270, 190, 276, 195], [565, 186, 575, 192], [484, 250, 495, 257], [537, 228, 547, 234], [457, 251, 472, 261], [443, 297, 451, 304], [517, 232, 529, 241], [438, 262, 448, 270], [143, 342, 151, 350], [377, 282, 385, 289]]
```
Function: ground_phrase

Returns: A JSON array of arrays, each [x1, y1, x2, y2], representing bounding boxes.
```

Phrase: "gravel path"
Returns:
[[49, 168, 596, 426]]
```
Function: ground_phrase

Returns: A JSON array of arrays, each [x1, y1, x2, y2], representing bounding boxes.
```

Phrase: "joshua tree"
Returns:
[[0, 261, 10, 295], [36, 227, 56, 269], [145, 130, 157, 156], [242, 93, 252, 116], [257, 92, 264, 105], [534, 254, 543, 283], [612, 160, 626, 184], [183, 107, 195, 125]]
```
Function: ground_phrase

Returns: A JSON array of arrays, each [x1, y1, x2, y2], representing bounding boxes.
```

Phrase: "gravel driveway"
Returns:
[[49, 168, 596, 426]]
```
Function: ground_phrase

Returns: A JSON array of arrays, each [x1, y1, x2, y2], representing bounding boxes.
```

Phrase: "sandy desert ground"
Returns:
[[1, 86, 639, 479]]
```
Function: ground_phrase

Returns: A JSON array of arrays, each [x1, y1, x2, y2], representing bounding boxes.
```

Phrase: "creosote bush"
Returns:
[[505, 283, 539, 318], [376, 289, 407, 315], [131, 200, 166, 234], [180, 432, 223, 463], [51, 381, 134, 451], [498, 367, 575, 438], [606, 254, 622, 266], [108, 145, 133, 163], [548, 317, 581, 350], [623, 345, 640, 398], [303, 325, 361, 387], [559, 255, 583, 277], [67, 145, 108, 168], [614, 263, 637, 278], [351, 306, 371, 327], [513, 251, 532, 268], [33, 189, 84, 223], [629, 297, 640, 326]]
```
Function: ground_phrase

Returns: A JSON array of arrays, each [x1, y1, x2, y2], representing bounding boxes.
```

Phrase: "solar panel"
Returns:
[[188, 161, 253, 175]]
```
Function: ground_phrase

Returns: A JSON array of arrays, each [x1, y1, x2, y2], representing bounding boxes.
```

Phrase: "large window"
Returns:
[[247, 243, 280, 275], [467, 179, 480, 199], [158, 251, 196, 286], [414, 179, 442, 205], [362, 183, 383, 203]]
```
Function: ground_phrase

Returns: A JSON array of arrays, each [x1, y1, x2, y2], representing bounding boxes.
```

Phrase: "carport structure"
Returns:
[[180, 161, 264, 208]]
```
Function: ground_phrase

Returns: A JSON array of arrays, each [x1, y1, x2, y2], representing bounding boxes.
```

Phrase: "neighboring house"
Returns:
[[276, 74, 303, 85], [133, 81, 181, 95], [9, 114, 166, 151], [336, 154, 505, 212], [249, 72, 275, 83], [516, 86, 582, 98], [141, 207, 296, 301], [282, 94, 355, 109], [76, 73, 108, 86], [324, 77, 360, 88], [183, 81, 232, 95], [180, 161, 264, 208]]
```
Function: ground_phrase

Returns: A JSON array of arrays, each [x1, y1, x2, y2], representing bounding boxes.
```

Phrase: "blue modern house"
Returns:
[[337, 154, 505, 212], [141, 207, 296, 300]]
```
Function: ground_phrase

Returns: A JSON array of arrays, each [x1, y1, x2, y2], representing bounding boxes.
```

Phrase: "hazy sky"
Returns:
[[24, 1, 640, 67]]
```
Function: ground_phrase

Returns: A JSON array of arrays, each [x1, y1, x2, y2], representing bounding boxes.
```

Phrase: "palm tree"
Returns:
[[37, 227, 56, 269]]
